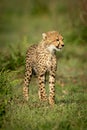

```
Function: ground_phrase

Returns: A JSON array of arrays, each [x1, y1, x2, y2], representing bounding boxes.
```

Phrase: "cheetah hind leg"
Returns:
[[23, 66, 32, 101]]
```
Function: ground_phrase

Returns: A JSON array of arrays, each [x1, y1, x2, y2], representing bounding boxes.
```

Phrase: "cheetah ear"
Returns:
[[42, 33, 47, 40]]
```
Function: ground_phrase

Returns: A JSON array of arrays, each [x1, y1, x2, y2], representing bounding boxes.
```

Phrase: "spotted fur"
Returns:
[[23, 31, 64, 105]]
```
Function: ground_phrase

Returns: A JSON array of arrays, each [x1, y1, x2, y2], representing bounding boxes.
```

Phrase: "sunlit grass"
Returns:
[[0, 1, 87, 129], [0, 41, 87, 130]]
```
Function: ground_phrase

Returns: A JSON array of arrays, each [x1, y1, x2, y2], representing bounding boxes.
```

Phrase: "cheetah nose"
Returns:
[[62, 44, 64, 47]]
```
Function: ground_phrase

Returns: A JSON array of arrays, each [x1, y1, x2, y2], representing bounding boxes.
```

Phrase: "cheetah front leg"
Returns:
[[23, 64, 32, 101], [49, 70, 56, 105], [38, 74, 47, 102]]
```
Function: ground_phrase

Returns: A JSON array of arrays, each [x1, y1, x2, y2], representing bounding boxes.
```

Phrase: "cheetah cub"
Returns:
[[23, 31, 64, 105]]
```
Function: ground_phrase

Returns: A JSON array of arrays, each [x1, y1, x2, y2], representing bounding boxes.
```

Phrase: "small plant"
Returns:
[[0, 37, 27, 71], [0, 71, 12, 128]]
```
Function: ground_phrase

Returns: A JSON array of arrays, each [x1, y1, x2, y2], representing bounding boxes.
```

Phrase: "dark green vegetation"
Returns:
[[0, 0, 87, 130]]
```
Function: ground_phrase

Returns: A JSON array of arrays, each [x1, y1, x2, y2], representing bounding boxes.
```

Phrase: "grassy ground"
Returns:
[[0, 42, 87, 130], [0, 1, 87, 130]]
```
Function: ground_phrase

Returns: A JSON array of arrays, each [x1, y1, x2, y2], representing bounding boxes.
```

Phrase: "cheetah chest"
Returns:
[[46, 54, 56, 71], [46, 55, 52, 68]]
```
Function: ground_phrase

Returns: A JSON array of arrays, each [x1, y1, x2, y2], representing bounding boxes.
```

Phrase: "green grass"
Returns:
[[0, 43, 87, 130], [0, 1, 87, 129], [0, 19, 87, 129]]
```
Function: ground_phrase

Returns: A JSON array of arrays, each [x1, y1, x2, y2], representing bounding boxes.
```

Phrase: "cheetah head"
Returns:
[[42, 31, 64, 53]]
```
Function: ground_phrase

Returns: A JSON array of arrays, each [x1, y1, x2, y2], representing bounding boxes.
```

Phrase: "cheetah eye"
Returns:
[[56, 39, 59, 41]]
